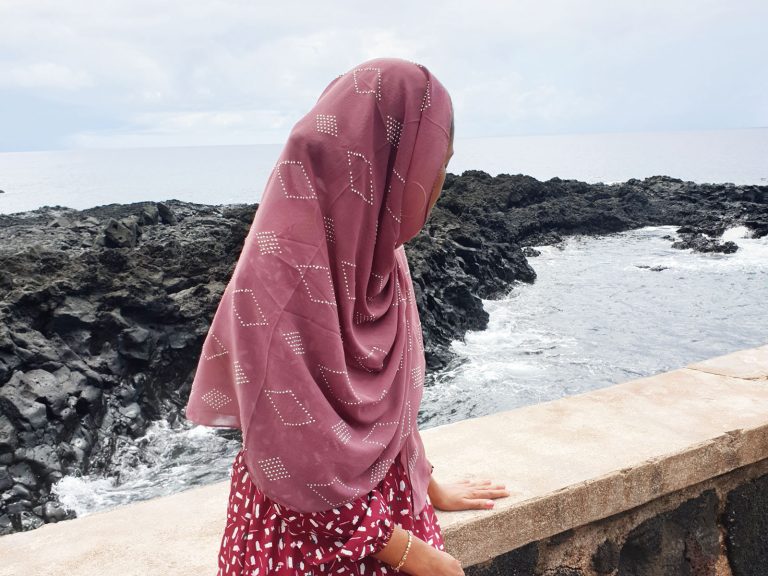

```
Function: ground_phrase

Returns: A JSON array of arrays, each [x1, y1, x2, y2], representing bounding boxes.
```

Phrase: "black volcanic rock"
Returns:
[[0, 200, 254, 533], [0, 173, 766, 534], [723, 473, 768, 573], [671, 228, 739, 253]]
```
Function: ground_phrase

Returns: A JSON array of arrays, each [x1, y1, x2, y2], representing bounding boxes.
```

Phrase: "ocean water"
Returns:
[[1, 127, 767, 215], [50, 224, 768, 518], [422, 224, 768, 427], [5, 128, 766, 519]]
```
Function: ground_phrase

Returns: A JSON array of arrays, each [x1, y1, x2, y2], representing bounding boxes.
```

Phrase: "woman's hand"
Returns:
[[429, 477, 511, 511], [423, 548, 466, 576], [376, 526, 465, 576]]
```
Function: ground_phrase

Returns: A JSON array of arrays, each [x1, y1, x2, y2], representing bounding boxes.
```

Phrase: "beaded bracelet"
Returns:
[[394, 529, 413, 571]]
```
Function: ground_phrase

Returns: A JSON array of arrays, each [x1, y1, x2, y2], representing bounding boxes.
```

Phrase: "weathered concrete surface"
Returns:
[[0, 479, 229, 576], [0, 344, 766, 575], [430, 343, 768, 567], [687, 343, 768, 380]]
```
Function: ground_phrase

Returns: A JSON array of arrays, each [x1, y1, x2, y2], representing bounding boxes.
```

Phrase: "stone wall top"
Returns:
[[1, 344, 766, 574]]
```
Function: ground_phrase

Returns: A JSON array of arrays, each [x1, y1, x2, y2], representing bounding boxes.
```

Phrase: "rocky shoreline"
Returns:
[[1, 172, 766, 534]]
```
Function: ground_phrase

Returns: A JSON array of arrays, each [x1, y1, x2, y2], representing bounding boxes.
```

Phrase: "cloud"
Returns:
[[67, 109, 294, 148], [0, 0, 766, 151], [0, 62, 93, 91]]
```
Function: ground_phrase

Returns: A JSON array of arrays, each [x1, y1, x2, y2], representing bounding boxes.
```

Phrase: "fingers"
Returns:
[[462, 498, 497, 510], [465, 488, 511, 500], [458, 478, 508, 490], [455, 478, 513, 504]]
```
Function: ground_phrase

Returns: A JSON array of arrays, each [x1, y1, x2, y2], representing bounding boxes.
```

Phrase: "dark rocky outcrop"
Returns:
[[0, 200, 254, 533], [411, 172, 766, 368], [670, 226, 739, 253], [0, 173, 766, 534], [723, 473, 768, 575]]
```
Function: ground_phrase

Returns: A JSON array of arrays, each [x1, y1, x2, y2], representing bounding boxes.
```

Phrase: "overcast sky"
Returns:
[[1, 0, 766, 152]]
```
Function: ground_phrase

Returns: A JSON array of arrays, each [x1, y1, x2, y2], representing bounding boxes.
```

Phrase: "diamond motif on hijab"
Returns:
[[352, 67, 382, 100], [275, 160, 316, 199], [346, 151, 375, 205]]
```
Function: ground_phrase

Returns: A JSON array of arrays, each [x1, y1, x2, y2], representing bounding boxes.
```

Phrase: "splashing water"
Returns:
[[421, 224, 768, 427], [52, 224, 768, 515]]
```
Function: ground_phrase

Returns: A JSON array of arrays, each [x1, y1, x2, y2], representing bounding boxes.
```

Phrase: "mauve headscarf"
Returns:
[[184, 57, 453, 516]]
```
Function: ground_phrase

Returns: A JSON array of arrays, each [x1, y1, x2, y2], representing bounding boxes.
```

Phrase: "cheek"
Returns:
[[429, 170, 446, 209], [433, 169, 446, 197]]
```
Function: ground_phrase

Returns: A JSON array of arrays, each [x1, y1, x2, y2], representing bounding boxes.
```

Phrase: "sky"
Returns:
[[0, 0, 766, 152]]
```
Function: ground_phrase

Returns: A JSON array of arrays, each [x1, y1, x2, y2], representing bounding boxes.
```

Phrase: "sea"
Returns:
[[1, 127, 767, 214], [1, 127, 766, 517]]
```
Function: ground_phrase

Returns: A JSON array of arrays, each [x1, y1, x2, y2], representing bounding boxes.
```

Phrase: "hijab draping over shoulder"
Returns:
[[184, 57, 453, 516]]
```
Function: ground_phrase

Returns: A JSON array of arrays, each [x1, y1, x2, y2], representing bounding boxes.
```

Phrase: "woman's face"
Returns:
[[427, 125, 455, 214]]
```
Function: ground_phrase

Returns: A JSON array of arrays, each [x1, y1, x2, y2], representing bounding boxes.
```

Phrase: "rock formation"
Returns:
[[1, 173, 765, 533]]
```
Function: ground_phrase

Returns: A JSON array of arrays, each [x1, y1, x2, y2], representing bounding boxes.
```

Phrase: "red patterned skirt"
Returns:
[[217, 447, 445, 575]]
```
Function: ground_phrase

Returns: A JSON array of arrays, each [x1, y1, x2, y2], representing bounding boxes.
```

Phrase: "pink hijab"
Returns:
[[185, 57, 453, 516]]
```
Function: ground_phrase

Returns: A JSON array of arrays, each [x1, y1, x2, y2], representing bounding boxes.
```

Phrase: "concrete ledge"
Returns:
[[428, 344, 768, 566], [0, 478, 230, 576], [1, 344, 766, 575]]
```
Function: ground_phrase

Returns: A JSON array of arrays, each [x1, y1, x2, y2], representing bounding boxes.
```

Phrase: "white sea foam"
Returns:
[[51, 476, 117, 516], [633, 226, 768, 272], [721, 225, 753, 241], [51, 419, 241, 517]]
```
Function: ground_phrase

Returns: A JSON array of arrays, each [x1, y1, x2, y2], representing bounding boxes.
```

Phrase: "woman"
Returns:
[[185, 57, 510, 576]]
